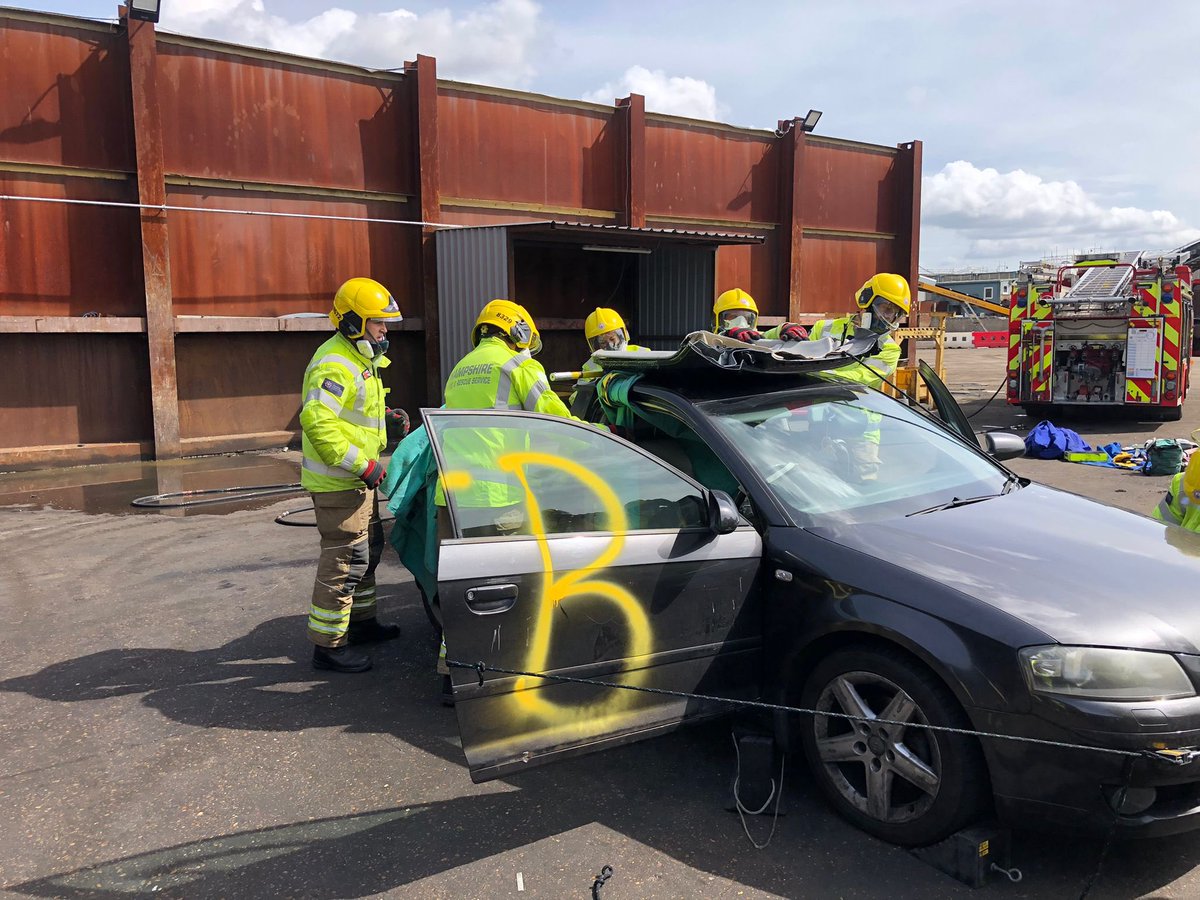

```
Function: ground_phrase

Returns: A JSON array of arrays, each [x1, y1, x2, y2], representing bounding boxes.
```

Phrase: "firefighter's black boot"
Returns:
[[313, 644, 372, 673], [347, 618, 401, 645], [441, 674, 455, 707]]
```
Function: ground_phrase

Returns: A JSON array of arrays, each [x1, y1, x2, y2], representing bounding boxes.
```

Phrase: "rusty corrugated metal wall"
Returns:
[[0, 9, 921, 471]]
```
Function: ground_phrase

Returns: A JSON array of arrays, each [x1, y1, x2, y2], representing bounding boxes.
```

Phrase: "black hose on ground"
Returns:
[[130, 483, 304, 508]]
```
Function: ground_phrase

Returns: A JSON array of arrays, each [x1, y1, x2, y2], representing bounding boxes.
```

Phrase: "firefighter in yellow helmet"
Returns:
[[805, 273, 910, 389], [434, 299, 583, 700], [301, 277, 407, 673], [712, 288, 808, 342], [578, 307, 649, 383], [806, 273, 911, 481], [1153, 442, 1200, 532], [440, 299, 581, 531]]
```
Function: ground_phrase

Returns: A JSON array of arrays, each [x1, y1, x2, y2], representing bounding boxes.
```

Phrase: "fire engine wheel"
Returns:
[[799, 646, 987, 847]]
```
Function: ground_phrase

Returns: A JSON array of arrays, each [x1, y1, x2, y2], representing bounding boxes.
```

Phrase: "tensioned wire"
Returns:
[[0, 193, 464, 226]]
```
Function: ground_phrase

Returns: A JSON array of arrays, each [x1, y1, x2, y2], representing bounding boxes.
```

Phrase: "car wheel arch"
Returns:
[[781, 628, 979, 718]]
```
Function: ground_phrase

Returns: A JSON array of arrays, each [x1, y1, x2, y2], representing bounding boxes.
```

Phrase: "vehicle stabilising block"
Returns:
[[909, 823, 1013, 888]]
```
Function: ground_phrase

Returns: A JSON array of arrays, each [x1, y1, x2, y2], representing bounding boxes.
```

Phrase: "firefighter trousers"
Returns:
[[307, 488, 384, 647]]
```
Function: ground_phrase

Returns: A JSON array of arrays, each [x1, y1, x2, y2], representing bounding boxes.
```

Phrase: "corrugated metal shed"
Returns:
[[435, 225, 509, 395], [435, 221, 763, 381]]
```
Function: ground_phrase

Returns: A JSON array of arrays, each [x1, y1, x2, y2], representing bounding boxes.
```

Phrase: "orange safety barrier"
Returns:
[[972, 331, 1008, 348]]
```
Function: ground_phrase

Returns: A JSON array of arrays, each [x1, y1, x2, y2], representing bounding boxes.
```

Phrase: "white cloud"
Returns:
[[582, 66, 719, 119], [923, 161, 1200, 263], [160, 0, 543, 88]]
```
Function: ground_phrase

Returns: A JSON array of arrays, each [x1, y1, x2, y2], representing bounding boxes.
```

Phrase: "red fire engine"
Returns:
[[1007, 251, 1194, 420]]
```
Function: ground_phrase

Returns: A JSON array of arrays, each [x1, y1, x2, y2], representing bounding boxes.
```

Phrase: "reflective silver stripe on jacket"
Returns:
[[494, 350, 532, 410], [523, 378, 550, 410], [1158, 493, 1182, 524], [304, 353, 383, 430], [305, 353, 361, 381], [303, 444, 361, 478]]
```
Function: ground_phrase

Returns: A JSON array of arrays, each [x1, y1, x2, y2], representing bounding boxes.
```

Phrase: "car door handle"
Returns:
[[464, 583, 518, 614]]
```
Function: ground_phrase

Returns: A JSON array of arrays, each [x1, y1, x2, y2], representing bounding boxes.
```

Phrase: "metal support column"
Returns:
[[617, 93, 646, 229], [126, 13, 181, 458], [777, 119, 808, 321], [410, 54, 442, 401]]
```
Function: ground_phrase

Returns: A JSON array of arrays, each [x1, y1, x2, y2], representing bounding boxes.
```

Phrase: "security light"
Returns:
[[800, 109, 822, 133], [128, 0, 162, 23]]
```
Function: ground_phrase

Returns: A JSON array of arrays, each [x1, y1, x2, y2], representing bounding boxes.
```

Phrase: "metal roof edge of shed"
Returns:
[[443, 220, 765, 245]]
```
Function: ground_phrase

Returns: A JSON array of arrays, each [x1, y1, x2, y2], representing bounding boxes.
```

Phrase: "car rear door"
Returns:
[[425, 408, 764, 782]]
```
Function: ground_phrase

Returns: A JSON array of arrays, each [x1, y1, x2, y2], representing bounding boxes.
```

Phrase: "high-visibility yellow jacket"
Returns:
[[807, 316, 900, 390], [441, 337, 580, 508], [1153, 472, 1200, 532], [300, 332, 389, 492]]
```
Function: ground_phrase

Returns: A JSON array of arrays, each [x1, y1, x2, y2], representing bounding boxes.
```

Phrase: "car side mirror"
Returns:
[[706, 489, 740, 535], [984, 431, 1026, 461]]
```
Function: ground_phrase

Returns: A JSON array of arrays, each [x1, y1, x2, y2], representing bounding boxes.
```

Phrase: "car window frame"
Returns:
[[421, 407, 740, 542]]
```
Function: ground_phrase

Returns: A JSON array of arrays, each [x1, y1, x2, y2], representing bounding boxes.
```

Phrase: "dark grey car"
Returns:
[[426, 340, 1200, 846]]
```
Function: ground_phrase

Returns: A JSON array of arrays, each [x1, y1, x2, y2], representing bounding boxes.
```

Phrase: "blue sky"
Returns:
[[14, 0, 1200, 271]]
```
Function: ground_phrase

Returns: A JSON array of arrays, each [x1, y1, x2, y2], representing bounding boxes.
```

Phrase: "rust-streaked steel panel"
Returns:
[[156, 43, 414, 195], [646, 123, 779, 224], [797, 234, 898, 317], [0, 174, 143, 316], [438, 90, 621, 215], [0, 18, 133, 172], [715, 238, 780, 315], [176, 331, 426, 441], [801, 144, 901, 234], [163, 187, 422, 317], [0, 333, 152, 448]]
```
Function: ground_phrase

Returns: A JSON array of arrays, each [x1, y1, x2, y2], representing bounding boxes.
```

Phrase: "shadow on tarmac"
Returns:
[[6, 605, 1200, 897]]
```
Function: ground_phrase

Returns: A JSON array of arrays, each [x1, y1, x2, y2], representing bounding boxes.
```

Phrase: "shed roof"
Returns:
[[454, 220, 765, 246]]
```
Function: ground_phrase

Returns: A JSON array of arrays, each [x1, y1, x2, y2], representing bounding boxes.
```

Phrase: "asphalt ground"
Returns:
[[2, 348, 1200, 899]]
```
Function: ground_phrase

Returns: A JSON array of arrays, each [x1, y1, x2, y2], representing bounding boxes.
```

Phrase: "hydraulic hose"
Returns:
[[130, 483, 303, 508]]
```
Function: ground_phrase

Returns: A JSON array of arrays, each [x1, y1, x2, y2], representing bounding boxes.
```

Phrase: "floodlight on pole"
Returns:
[[128, 0, 162, 23], [800, 109, 822, 133]]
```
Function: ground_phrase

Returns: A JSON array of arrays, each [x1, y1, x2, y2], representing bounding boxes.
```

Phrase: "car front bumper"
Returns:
[[975, 704, 1200, 838]]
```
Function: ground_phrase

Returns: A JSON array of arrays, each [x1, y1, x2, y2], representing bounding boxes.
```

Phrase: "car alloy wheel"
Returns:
[[800, 646, 986, 846]]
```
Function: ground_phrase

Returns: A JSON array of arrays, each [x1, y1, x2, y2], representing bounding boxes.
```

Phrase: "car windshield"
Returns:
[[698, 381, 1011, 526]]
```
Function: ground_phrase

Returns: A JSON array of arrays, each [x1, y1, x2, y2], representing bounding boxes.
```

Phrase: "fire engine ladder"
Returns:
[[1057, 251, 1142, 302]]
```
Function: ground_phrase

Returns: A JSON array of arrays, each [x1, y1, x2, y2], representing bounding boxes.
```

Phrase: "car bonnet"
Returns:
[[806, 483, 1200, 653]]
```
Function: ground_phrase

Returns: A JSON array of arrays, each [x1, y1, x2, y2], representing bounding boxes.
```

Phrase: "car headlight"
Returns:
[[1019, 646, 1196, 701]]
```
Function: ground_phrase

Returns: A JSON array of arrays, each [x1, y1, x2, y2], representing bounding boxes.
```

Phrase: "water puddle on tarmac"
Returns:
[[0, 453, 306, 516]]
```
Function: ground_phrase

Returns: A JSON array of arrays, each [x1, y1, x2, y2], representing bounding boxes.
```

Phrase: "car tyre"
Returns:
[[799, 646, 987, 847]]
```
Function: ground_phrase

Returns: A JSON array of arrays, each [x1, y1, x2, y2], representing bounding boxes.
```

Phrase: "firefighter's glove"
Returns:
[[724, 326, 763, 343], [359, 459, 387, 490], [385, 407, 410, 441], [780, 322, 808, 341]]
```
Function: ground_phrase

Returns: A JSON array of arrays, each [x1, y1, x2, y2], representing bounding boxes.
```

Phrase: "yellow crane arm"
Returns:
[[918, 281, 1011, 317]]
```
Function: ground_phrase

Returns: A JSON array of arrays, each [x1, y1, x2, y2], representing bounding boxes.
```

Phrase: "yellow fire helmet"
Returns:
[[330, 277, 402, 339], [584, 307, 629, 352], [713, 288, 759, 331], [473, 299, 542, 355], [855, 273, 911, 329]]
